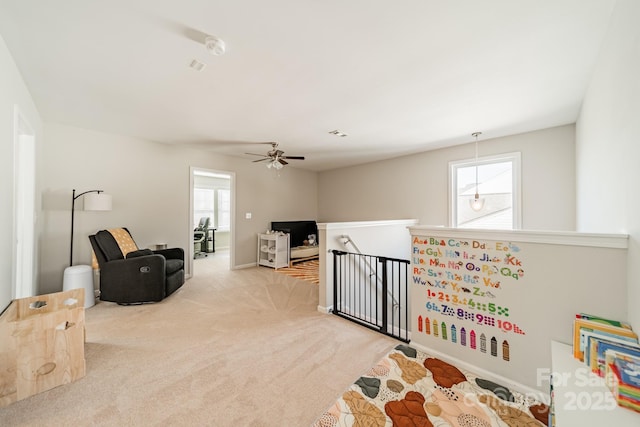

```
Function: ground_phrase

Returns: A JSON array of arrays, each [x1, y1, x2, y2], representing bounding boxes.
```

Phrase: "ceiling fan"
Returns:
[[245, 142, 305, 170]]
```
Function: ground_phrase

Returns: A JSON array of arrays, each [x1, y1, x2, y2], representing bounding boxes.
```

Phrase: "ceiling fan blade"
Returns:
[[246, 141, 305, 168]]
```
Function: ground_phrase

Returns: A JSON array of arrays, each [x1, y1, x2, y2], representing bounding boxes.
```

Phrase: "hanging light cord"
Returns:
[[475, 138, 479, 194], [472, 132, 481, 195]]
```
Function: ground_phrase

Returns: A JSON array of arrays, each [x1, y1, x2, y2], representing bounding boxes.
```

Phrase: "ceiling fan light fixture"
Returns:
[[245, 141, 304, 170], [267, 159, 284, 170]]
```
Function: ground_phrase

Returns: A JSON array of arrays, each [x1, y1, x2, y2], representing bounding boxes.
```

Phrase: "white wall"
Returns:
[[576, 0, 640, 330], [317, 219, 418, 311], [39, 123, 318, 294], [318, 125, 576, 232], [0, 35, 43, 312]]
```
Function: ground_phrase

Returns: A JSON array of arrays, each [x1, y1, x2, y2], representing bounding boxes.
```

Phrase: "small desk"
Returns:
[[206, 228, 216, 253]]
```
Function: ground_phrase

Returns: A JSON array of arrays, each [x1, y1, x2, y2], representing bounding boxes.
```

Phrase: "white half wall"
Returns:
[[409, 226, 628, 392]]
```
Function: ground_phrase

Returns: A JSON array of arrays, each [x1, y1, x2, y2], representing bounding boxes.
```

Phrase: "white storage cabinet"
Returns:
[[257, 233, 290, 269]]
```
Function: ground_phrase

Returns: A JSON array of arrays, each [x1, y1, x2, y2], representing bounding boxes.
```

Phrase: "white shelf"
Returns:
[[551, 340, 639, 426], [257, 233, 289, 269]]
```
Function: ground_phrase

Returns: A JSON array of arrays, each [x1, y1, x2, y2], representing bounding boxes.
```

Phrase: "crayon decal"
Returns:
[[413, 235, 525, 363], [502, 340, 510, 361]]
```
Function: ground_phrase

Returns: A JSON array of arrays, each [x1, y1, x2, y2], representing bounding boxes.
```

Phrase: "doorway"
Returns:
[[13, 106, 36, 299], [189, 167, 235, 276]]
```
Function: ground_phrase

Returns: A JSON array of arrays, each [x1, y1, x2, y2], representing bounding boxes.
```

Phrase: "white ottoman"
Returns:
[[63, 265, 95, 308]]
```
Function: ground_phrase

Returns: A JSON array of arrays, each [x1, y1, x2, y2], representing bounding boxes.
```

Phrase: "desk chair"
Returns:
[[194, 217, 210, 258]]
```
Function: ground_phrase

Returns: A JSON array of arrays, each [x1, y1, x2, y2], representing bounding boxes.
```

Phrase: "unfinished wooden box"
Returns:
[[0, 288, 86, 407]]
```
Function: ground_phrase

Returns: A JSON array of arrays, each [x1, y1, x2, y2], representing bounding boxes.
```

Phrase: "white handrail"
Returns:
[[338, 234, 400, 310]]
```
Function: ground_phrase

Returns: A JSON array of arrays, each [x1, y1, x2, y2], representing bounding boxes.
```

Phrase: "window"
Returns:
[[217, 189, 231, 231], [193, 187, 231, 231], [194, 188, 215, 229], [449, 152, 521, 229]]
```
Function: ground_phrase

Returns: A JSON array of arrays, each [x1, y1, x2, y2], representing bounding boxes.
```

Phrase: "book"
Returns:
[[573, 318, 637, 362], [605, 350, 640, 388], [606, 349, 640, 369], [618, 394, 640, 413], [584, 330, 638, 364], [549, 373, 556, 427], [607, 361, 640, 413], [587, 335, 640, 376], [613, 354, 640, 388], [576, 313, 632, 330]]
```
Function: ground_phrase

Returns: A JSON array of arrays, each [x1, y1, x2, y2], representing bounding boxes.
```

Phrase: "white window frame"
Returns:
[[193, 187, 232, 232], [216, 188, 231, 232], [193, 188, 215, 229], [449, 152, 522, 229]]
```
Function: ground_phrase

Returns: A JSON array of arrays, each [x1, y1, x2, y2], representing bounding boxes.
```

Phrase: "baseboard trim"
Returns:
[[233, 262, 257, 270], [410, 341, 549, 402], [317, 305, 333, 314]]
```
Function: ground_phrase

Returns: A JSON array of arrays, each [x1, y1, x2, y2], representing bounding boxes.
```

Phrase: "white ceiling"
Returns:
[[0, 0, 616, 171]]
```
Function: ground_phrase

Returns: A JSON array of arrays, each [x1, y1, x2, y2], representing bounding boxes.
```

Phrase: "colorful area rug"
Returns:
[[274, 259, 319, 284], [312, 344, 549, 427]]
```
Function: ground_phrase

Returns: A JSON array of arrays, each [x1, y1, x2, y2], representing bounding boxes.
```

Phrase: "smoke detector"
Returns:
[[205, 35, 226, 56]]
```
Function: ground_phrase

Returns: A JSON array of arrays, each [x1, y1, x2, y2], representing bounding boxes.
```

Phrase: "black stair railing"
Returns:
[[331, 249, 410, 342]]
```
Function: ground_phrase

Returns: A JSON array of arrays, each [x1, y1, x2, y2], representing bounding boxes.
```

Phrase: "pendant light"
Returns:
[[470, 132, 485, 211]]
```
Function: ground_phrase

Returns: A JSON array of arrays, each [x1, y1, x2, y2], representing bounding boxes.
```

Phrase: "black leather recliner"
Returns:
[[89, 228, 185, 304]]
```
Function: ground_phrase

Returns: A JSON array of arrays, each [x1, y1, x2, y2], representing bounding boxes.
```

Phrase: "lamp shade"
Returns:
[[84, 193, 112, 211]]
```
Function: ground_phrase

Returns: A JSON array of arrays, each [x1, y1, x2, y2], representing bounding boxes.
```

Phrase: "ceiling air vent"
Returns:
[[189, 59, 206, 71], [329, 130, 348, 137]]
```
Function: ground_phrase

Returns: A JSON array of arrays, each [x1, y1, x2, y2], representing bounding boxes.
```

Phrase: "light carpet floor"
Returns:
[[0, 252, 397, 426]]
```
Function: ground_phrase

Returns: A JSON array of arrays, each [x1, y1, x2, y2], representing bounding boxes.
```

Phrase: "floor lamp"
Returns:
[[70, 189, 112, 266]]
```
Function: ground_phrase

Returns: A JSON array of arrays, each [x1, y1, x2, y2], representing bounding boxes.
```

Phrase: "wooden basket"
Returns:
[[0, 288, 86, 407]]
